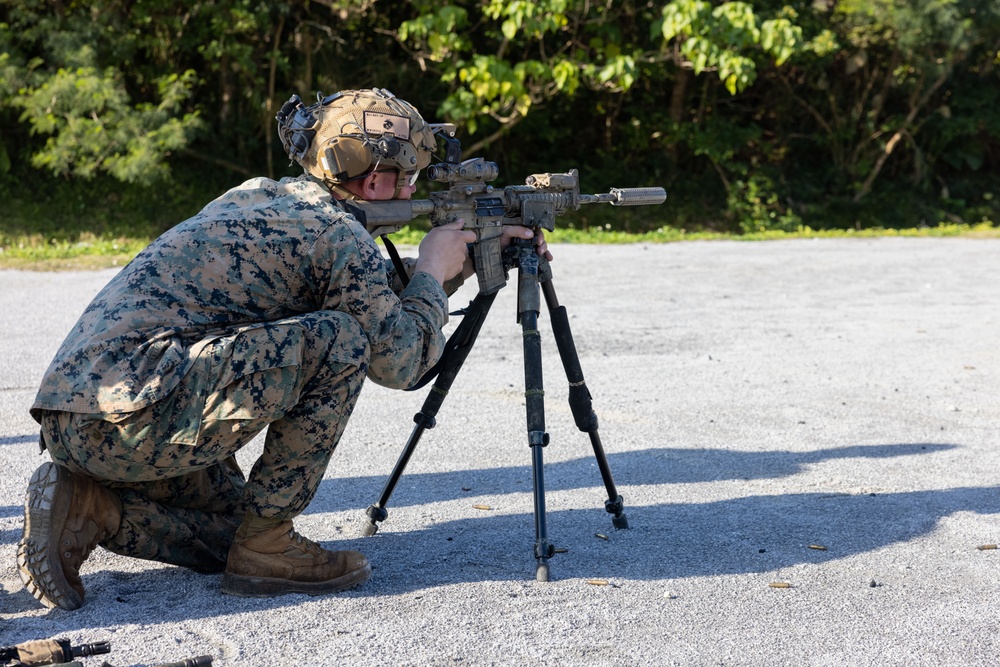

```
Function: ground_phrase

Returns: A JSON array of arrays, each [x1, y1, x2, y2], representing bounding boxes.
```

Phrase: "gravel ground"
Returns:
[[1, 237, 998, 666]]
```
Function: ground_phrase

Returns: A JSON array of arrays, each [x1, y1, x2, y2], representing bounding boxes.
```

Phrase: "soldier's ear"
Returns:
[[361, 171, 382, 199], [361, 171, 388, 200]]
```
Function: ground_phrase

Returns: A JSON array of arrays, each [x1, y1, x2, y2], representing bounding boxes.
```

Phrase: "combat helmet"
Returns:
[[276, 88, 438, 199]]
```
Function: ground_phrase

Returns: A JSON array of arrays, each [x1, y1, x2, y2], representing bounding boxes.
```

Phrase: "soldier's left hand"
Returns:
[[459, 225, 554, 281], [501, 226, 553, 261]]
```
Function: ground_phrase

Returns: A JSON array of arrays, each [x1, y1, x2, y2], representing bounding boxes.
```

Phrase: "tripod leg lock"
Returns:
[[528, 431, 549, 447], [413, 412, 436, 429], [365, 504, 388, 524], [534, 541, 556, 559], [605, 495, 629, 529]]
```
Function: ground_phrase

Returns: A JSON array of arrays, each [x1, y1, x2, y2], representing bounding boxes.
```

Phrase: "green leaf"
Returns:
[[502, 18, 517, 40]]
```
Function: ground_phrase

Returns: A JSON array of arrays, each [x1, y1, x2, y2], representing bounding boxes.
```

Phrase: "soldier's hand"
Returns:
[[415, 220, 478, 286], [501, 226, 553, 262], [534, 229, 552, 262], [455, 226, 554, 281]]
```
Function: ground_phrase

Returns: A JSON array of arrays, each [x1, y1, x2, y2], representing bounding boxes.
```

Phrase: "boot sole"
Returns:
[[17, 462, 84, 610], [219, 562, 372, 598]]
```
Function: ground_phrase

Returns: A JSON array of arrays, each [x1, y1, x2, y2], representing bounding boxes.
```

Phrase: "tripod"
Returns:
[[362, 237, 629, 582]]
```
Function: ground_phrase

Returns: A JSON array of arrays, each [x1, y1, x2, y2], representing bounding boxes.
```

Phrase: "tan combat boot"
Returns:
[[17, 462, 123, 610], [220, 520, 371, 597]]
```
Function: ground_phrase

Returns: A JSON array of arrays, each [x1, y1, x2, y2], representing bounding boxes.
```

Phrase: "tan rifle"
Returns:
[[342, 158, 666, 295]]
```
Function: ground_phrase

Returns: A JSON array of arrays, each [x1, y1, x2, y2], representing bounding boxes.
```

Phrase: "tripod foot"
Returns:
[[535, 561, 550, 582], [605, 495, 628, 530], [362, 504, 388, 537]]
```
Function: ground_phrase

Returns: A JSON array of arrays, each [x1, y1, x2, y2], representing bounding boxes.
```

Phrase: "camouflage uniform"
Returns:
[[31, 175, 452, 572]]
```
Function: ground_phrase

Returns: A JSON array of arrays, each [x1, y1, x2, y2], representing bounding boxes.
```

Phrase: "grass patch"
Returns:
[[0, 164, 238, 270], [2, 165, 996, 271], [0, 232, 150, 270], [3, 220, 996, 271]]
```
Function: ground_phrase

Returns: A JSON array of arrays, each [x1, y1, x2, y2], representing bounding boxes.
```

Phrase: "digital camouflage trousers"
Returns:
[[39, 310, 369, 573]]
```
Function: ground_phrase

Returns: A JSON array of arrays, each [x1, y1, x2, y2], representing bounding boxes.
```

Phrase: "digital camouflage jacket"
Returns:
[[31, 176, 450, 418]]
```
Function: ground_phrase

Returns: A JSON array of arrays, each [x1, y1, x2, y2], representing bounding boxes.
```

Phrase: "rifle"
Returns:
[[0, 639, 109, 667], [0, 638, 210, 667], [342, 154, 667, 295]]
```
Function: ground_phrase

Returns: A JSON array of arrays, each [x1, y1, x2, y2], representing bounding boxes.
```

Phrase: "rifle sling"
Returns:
[[382, 234, 410, 290]]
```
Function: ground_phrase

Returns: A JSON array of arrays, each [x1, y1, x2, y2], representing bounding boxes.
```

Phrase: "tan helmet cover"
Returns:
[[297, 88, 437, 188]]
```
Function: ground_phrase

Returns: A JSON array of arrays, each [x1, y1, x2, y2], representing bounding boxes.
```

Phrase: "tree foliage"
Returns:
[[1, 0, 998, 232]]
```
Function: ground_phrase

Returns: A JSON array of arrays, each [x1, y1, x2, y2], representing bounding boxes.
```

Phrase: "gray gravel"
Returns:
[[1, 237, 999, 666]]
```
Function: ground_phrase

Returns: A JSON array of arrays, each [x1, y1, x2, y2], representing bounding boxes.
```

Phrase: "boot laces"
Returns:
[[287, 527, 321, 555]]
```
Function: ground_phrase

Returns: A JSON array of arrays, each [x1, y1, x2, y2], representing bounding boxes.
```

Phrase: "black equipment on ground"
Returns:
[[1, 639, 110, 667]]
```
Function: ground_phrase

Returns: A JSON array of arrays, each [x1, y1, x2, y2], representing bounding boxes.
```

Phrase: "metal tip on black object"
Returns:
[[74, 641, 112, 657]]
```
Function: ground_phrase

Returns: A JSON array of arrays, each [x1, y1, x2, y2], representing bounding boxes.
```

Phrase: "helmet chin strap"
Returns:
[[329, 169, 402, 201], [329, 181, 361, 200], [393, 170, 407, 199], [369, 157, 406, 199]]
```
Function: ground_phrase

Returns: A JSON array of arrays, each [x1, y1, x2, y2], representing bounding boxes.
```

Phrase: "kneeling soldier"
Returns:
[[18, 88, 548, 609]]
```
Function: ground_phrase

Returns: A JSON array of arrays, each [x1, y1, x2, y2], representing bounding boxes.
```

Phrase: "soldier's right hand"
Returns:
[[414, 220, 477, 286]]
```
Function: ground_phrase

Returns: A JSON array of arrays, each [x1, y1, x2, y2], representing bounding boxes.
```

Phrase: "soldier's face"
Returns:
[[368, 169, 415, 200], [339, 168, 416, 201]]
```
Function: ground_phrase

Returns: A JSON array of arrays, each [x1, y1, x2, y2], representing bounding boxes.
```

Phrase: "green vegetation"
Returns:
[[2, 0, 998, 270], [3, 178, 995, 270]]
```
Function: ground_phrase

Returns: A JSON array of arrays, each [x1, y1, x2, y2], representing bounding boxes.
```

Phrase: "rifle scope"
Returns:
[[426, 158, 499, 184]]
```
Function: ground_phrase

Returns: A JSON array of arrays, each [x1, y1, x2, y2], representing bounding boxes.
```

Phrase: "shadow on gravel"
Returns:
[[6, 442, 995, 631], [0, 434, 36, 447], [0, 503, 22, 545], [5, 482, 998, 628], [303, 442, 959, 514]]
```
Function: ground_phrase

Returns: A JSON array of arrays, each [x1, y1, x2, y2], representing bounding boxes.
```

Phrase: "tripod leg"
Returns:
[[362, 290, 498, 536], [516, 243, 555, 581], [541, 278, 629, 530]]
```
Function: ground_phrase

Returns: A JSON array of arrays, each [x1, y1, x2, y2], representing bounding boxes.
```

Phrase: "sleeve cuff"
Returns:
[[400, 270, 451, 327]]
